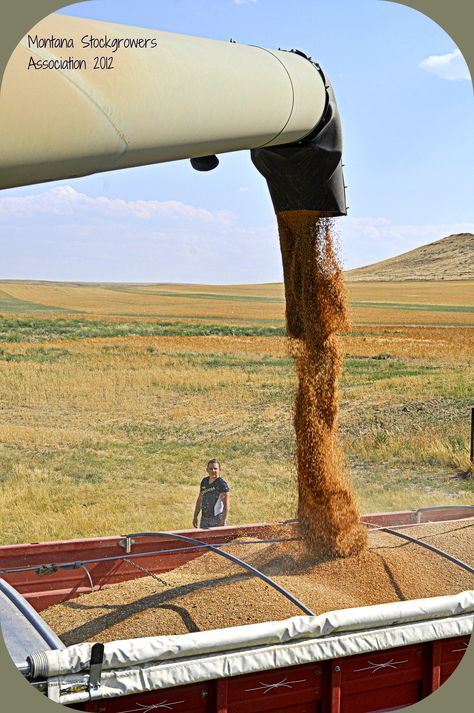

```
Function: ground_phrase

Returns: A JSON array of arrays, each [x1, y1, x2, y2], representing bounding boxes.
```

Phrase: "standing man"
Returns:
[[193, 459, 230, 529]]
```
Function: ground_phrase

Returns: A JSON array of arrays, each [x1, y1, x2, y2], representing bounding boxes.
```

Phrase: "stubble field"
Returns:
[[0, 279, 472, 545]]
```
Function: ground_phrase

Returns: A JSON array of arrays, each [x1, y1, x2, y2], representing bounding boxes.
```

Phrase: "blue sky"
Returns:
[[0, 0, 472, 283]]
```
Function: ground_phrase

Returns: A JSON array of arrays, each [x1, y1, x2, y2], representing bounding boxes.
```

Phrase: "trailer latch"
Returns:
[[89, 643, 105, 692], [35, 564, 59, 576], [119, 536, 136, 553], [35, 561, 85, 576]]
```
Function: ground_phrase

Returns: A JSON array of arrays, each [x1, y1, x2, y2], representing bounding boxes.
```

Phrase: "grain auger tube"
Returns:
[[0, 13, 346, 214]]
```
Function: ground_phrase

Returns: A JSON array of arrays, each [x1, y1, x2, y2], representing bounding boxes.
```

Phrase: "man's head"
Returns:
[[206, 459, 221, 479]]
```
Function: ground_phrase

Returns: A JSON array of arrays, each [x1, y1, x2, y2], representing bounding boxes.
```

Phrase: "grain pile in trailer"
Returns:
[[41, 520, 474, 642]]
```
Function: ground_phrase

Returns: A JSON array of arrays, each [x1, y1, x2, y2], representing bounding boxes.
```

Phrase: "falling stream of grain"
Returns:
[[276, 210, 367, 558]]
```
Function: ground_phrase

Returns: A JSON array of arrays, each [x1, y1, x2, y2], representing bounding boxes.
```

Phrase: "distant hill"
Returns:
[[344, 233, 474, 282]]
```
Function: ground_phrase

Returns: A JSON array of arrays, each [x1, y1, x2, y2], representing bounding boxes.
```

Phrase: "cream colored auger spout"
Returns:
[[0, 13, 328, 190]]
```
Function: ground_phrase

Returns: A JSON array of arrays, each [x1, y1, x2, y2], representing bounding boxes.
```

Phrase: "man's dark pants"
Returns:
[[199, 515, 222, 529]]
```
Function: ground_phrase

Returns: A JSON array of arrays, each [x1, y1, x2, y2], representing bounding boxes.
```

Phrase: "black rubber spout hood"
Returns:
[[251, 63, 347, 216]]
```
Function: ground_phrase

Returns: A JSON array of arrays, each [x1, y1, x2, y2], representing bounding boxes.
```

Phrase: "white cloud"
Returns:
[[233, 0, 257, 5], [419, 48, 471, 81], [1, 186, 473, 282], [0, 186, 233, 225], [0, 186, 279, 282]]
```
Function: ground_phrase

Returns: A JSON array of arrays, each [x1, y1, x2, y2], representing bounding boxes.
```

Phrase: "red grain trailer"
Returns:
[[1, 508, 472, 712]]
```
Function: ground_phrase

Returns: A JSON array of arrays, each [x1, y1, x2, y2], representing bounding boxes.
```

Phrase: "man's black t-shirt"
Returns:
[[200, 476, 230, 518]]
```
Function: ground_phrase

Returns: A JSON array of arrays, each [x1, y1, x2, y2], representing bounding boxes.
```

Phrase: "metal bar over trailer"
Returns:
[[0, 508, 473, 713]]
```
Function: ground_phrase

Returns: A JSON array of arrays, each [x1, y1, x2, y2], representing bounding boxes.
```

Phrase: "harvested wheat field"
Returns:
[[42, 519, 474, 646]]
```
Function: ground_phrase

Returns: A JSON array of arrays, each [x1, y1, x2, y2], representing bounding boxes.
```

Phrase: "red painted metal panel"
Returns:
[[216, 678, 228, 713], [361, 511, 416, 527], [227, 663, 322, 712], [340, 645, 423, 696], [414, 507, 474, 523], [341, 681, 421, 713], [92, 683, 209, 713], [363, 507, 474, 526], [422, 640, 441, 697], [240, 705, 318, 713], [439, 635, 471, 685], [326, 660, 342, 713]]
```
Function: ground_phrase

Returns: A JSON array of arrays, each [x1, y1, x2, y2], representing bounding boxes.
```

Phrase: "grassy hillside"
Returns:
[[345, 233, 474, 282]]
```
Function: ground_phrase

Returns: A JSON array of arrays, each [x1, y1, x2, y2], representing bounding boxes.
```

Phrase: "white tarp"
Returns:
[[39, 590, 473, 704]]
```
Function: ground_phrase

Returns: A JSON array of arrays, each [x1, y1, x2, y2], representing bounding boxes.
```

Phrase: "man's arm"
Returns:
[[193, 492, 203, 528], [219, 492, 230, 526]]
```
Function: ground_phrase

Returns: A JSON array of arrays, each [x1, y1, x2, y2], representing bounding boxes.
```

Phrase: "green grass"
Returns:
[[351, 321, 474, 327], [0, 289, 81, 314], [0, 317, 286, 342], [146, 351, 293, 371], [0, 346, 71, 363], [109, 287, 284, 303], [341, 357, 438, 385], [351, 301, 474, 313], [108, 314, 285, 324]]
